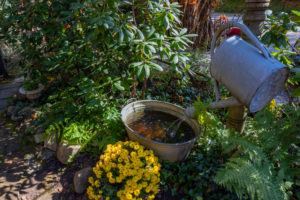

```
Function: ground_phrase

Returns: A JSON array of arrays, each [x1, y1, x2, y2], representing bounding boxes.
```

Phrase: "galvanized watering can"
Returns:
[[210, 22, 289, 112]]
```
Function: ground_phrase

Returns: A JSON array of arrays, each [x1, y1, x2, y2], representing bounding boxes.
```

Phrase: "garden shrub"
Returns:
[[0, 0, 196, 148], [262, 10, 300, 97], [87, 141, 161, 200]]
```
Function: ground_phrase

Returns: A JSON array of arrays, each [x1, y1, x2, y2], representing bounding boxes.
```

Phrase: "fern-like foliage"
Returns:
[[194, 99, 300, 200], [215, 158, 287, 200], [213, 105, 300, 200]]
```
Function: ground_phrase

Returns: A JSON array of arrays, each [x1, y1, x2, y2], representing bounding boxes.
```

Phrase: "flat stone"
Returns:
[[40, 149, 55, 160], [20, 106, 35, 117], [44, 133, 58, 152], [11, 114, 23, 122], [34, 133, 43, 144], [56, 142, 81, 164], [36, 127, 46, 135], [0, 99, 8, 113], [7, 105, 16, 116], [73, 167, 93, 194], [24, 153, 35, 160], [0, 78, 23, 90], [0, 87, 19, 99]]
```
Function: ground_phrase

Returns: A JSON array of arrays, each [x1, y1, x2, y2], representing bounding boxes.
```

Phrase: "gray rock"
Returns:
[[41, 149, 55, 160], [44, 133, 58, 151], [73, 167, 93, 194], [36, 127, 46, 135], [20, 106, 35, 117], [24, 153, 35, 160], [34, 133, 43, 144], [56, 142, 81, 164], [7, 106, 16, 116], [23, 121, 32, 134], [11, 114, 23, 122]]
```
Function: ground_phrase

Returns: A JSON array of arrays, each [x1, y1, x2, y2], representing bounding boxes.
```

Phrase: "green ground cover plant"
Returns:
[[160, 141, 239, 200]]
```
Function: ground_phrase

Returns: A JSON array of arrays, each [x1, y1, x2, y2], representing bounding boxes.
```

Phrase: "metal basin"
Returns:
[[121, 100, 201, 162]]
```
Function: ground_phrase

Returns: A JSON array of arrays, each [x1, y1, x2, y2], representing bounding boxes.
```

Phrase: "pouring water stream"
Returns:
[[166, 116, 187, 138]]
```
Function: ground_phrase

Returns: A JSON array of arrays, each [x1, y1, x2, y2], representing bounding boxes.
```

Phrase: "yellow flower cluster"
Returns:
[[87, 141, 161, 200], [269, 99, 277, 110]]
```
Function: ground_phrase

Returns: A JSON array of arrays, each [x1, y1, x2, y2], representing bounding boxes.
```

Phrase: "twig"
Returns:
[[191, 69, 210, 79], [287, 40, 300, 56], [154, 58, 171, 65], [154, 58, 210, 79], [132, 0, 137, 26], [141, 78, 147, 99]]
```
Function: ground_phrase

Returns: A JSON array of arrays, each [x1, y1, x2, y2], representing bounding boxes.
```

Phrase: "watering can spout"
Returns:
[[209, 97, 242, 109], [184, 97, 242, 119]]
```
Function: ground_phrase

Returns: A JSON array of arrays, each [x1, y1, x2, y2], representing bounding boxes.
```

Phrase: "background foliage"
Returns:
[[0, 0, 197, 152]]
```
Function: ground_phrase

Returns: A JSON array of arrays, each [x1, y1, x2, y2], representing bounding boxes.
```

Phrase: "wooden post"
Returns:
[[226, 106, 247, 133]]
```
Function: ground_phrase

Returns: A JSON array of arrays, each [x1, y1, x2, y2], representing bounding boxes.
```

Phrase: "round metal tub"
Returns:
[[121, 100, 201, 162]]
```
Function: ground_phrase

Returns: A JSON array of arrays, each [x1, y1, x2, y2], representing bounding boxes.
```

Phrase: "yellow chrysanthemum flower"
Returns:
[[87, 141, 160, 200], [269, 99, 277, 109]]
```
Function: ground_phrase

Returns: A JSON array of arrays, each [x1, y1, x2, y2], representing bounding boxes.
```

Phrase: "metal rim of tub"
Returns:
[[121, 100, 201, 147]]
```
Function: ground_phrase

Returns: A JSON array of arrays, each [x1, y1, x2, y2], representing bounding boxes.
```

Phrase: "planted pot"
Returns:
[[19, 84, 44, 100]]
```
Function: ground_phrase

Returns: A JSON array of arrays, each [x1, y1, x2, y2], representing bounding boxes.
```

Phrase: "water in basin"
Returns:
[[128, 110, 195, 144]]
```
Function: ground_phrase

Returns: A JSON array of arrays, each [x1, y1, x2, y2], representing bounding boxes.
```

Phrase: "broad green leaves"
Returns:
[[262, 10, 300, 97]]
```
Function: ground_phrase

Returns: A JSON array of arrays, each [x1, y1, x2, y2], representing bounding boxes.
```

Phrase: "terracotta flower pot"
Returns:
[[19, 83, 44, 101]]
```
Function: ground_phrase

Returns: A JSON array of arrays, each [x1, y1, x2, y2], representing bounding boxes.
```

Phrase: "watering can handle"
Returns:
[[210, 22, 271, 101], [211, 22, 271, 59]]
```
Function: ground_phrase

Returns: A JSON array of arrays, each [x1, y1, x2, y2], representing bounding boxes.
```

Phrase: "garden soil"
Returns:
[[0, 77, 92, 200]]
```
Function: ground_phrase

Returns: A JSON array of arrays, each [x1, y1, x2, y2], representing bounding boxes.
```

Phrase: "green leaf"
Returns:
[[70, 3, 85, 10], [144, 65, 150, 78], [137, 28, 144, 40], [184, 34, 197, 38], [114, 81, 125, 91], [292, 87, 300, 97], [125, 29, 134, 41], [137, 65, 144, 78], [291, 75, 300, 81], [291, 68, 300, 73], [291, 10, 300, 17], [130, 62, 143, 68], [119, 30, 124, 43], [172, 14, 181, 24], [148, 62, 163, 71], [172, 55, 179, 64], [164, 15, 170, 30], [180, 28, 187, 35], [147, 45, 156, 53], [147, 26, 156, 38]]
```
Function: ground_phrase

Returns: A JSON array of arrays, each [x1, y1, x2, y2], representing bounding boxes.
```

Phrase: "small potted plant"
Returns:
[[19, 69, 44, 100]]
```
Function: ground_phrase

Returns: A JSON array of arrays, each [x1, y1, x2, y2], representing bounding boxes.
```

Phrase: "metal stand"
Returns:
[[226, 106, 247, 133], [226, 0, 270, 133]]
